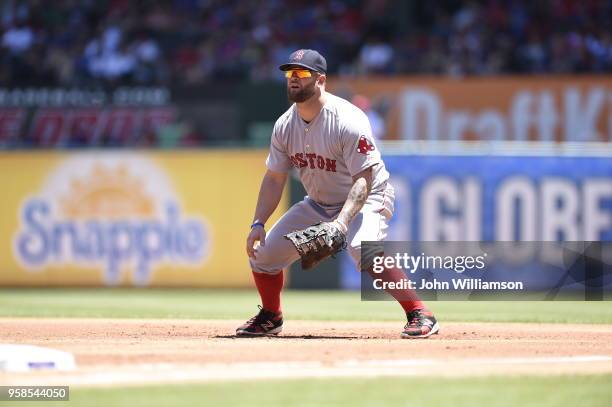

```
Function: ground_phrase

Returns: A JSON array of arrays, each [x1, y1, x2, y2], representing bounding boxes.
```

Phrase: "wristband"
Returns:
[[251, 222, 265, 229]]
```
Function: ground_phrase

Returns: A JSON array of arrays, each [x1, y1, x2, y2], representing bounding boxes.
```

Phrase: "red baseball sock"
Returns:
[[252, 271, 284, 314], [367, 267, 425, 314]]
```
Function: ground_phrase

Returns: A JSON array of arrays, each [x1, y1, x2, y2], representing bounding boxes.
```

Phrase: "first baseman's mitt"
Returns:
[[284, 222, 347, 270]]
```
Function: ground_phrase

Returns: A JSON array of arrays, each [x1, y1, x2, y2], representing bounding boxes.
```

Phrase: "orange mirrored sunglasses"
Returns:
[[284, 69, 313, 79]]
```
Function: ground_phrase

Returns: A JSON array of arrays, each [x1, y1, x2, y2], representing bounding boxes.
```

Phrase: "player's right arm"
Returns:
[[246, 169, 288, 258]]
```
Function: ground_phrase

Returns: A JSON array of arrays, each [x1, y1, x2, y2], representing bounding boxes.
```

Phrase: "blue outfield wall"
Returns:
[[341, 155, 612, 290]]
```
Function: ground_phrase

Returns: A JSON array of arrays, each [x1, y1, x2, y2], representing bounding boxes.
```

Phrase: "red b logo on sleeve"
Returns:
[[357, 135, 375, 155]]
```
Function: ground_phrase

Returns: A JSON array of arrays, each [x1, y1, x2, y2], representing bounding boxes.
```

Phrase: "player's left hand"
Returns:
[[246, 225, 266, 259]]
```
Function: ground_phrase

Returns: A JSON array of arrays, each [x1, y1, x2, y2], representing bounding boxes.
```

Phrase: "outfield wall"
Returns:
[[1, 147, 610, 288], [339, 148, 612, 289], [0, 150, 287, 287]]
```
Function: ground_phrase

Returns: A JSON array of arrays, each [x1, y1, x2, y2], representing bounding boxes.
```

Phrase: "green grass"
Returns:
[[1, 288, 611, 324], [11, 375, 612, 407]]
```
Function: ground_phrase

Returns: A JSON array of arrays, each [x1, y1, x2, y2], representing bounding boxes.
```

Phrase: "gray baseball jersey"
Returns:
[[266, 93, 391, 206], [249, 93, 395, 274]]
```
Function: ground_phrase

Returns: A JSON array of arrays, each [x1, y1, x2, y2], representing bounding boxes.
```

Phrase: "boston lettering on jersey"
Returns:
[[290, 153, 337, 172]]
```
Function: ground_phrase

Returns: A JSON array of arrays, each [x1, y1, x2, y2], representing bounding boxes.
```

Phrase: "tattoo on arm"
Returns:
[[337, 177, 369, 226]]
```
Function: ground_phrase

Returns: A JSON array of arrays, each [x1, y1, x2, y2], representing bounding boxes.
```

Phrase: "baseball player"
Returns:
[[237, 49, 439, 339]]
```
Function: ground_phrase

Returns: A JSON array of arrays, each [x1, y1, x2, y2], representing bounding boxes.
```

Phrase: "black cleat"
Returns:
[[236, 306, 283, 337], [401, 309, 440, 339]]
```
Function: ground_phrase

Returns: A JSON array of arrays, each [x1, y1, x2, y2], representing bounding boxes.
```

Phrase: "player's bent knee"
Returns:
[[348, 243, 384, 272], [248, 250, 284, 274]]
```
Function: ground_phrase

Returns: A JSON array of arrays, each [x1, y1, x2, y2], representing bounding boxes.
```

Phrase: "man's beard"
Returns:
[[287, 83, 316, 103]]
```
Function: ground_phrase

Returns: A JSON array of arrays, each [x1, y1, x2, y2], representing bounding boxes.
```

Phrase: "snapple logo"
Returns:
[[13, 157, 208, 285]]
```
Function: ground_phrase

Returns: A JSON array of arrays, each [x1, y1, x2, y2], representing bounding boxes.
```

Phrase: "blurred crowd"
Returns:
[[1, 0, 610, 88]]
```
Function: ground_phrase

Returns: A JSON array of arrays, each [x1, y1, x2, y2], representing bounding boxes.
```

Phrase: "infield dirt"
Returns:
[[2, 318, 612, 386]]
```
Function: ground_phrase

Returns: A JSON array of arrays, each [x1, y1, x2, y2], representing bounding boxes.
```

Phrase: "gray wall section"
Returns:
[[174, 82, 288, 145]]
